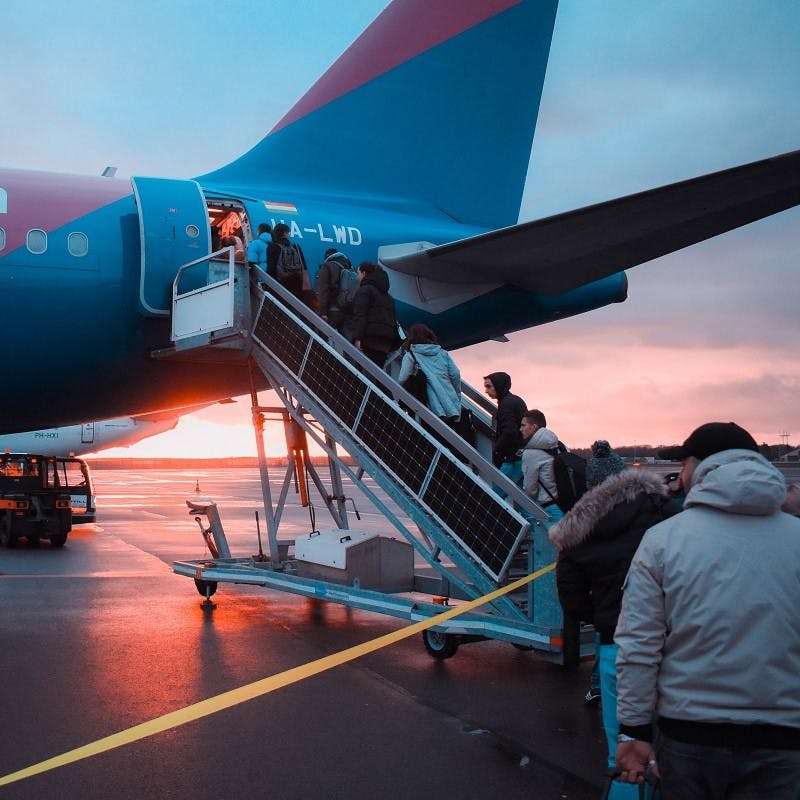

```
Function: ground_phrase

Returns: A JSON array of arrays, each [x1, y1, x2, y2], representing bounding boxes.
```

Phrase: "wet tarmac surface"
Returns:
[[0, 465, 624, 798]]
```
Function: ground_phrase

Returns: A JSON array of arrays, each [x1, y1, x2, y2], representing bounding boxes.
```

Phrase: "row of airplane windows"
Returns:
[[0, 228, 89, 257]]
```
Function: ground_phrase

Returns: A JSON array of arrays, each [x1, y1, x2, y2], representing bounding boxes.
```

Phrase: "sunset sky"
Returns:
[[3, 1, 798, 456]]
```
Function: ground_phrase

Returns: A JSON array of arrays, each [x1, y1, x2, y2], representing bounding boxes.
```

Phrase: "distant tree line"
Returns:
[[571, 443, 797, 461]]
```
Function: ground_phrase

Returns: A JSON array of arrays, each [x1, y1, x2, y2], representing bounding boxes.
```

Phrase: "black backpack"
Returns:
[[400, 351, 428, 405], [544, 442, 587, 513], [275, 242, 303, 282], [335, 265, 360, 312]]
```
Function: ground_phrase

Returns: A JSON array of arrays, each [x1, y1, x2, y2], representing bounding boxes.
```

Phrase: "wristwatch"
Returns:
[[617, 733, 638, 743]]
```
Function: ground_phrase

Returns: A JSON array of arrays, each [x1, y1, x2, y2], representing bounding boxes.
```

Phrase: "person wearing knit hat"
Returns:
[[585, 440, 626, 489]]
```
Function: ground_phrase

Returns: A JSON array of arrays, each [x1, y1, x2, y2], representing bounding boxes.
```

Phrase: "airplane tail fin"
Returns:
[[199, 0, 558, 230]]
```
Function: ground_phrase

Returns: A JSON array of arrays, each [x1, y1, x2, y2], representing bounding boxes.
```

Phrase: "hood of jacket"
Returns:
[[325, 251, 351, 269], [685, 449, 786, 516], [361, 268, 390, 294], [410, 343, 443, 358], [549, 470, 669, 550], [523, 427, 558, 452], [486, 371, 511, 398]]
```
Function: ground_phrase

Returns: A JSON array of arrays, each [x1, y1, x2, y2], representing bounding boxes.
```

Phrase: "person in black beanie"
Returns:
[[615, 422, 800, 795]]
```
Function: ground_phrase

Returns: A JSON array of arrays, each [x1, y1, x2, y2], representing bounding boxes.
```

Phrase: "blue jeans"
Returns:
[[590, 631, 601, 691], [657, 733, 800, 799], [599, 643, 642, 799], [495, 460, 523, 498]]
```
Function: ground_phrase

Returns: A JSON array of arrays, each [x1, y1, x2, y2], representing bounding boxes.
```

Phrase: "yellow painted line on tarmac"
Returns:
[[0, 563, 555, 787]]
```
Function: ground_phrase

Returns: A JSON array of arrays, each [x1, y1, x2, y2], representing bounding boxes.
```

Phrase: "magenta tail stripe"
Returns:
[[271, 0, 521, 135], [0, 169, 131, 254]]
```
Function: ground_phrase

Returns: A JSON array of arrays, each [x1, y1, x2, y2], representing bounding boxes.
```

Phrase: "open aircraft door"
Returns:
[[131, 177, 210, 317]]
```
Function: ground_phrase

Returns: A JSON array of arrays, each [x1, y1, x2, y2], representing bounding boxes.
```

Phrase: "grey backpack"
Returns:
[[336, 266, 360, 311], [276, 242, 303, 282]]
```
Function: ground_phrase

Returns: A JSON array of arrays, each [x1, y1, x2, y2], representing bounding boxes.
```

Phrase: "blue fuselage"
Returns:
[[0, 169, 626, 432]]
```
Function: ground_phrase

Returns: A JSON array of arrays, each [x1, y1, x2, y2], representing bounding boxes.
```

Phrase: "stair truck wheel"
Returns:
[[0, 513, 18, 548], [422, 629, 459, 660], [194, 579, 218, 598]]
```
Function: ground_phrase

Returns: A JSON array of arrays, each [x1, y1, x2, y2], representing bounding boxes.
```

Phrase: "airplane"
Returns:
[[0, 402, 234, 457], [0, 0, 798, 435]]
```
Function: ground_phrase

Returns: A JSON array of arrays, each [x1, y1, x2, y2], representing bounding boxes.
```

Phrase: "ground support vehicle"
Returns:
[[55, 456, 96, 524], [0, 454, 72, 547]]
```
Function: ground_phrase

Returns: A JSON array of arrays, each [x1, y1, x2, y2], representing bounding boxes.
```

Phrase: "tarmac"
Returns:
[[0, 464, 610, 799]]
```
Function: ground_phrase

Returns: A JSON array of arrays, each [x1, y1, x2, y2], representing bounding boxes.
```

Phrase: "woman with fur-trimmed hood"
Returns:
[[549, 459, 681, 798]]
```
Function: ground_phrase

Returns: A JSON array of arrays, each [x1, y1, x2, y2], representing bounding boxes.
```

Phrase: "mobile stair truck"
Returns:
[[158, 247, 591, 663]]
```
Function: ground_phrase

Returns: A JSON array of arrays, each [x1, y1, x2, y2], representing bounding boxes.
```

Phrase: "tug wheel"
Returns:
[[0, 514, 18, 548], [194, 578, 218, 598], [422, 630, 459, 660]]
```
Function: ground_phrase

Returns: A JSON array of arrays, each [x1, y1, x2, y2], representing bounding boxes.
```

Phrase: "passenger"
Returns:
[[585, 440, 626, 489], [267, 223, 307, 302], [211, 224, 221, 253], [247, 223, 272, 269], [352, 262, 399, 367], [783, 482, 800, 516], [482, 372, 526, 491], [519, 409, 564, 522], [661, 471, 686, 506], [658, 444, 695, 508], [614, 422, 800, 796], [397, 324, 472, 444], [230, 233, 246, 261], [316, 249, 357, 339], [221, 235, 246, 262], [549, 440, 680, 799]]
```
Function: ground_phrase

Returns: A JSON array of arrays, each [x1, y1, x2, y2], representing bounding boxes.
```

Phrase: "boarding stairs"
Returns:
[[156, 249, 586, 661]]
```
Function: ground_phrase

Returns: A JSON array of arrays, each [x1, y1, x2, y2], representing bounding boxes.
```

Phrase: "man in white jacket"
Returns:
[[614, 422, 800, 797]]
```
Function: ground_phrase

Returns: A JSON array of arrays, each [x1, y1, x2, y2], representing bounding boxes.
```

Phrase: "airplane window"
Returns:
[[0, 227, 5, 251], [68, 231, 89, 257], [0, 188, 6, 214], [26, 229, 47, 254], [186, 224, 200, 238]]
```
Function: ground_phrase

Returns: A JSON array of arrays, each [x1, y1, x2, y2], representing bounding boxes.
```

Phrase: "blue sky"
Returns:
[[2, 0, 798, 453]]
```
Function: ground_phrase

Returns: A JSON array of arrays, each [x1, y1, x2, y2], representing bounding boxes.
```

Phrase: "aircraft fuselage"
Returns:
[[0, 168, 626, 433]]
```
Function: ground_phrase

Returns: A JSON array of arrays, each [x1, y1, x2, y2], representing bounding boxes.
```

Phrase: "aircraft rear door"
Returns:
[[131, 177, 210, 317], [80, 423, 94, 445]]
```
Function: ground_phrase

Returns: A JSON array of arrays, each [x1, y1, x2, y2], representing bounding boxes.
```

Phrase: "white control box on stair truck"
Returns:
[[295, 530, 414, 592]]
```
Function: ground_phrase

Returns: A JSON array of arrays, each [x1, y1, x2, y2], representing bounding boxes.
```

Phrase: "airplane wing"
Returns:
[[132, 399, 236, 423], [381, 149, 800, 295]]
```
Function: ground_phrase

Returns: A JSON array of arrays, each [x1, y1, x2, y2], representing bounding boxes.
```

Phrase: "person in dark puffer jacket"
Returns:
[[351, 262, 399, 367], [549, 467, 681, 799]]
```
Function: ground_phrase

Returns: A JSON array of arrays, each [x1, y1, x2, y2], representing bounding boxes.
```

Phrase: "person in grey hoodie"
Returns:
[[518, 409, 564, 629], [519, 408, 561, 515], [614, 422, 800, 797]]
